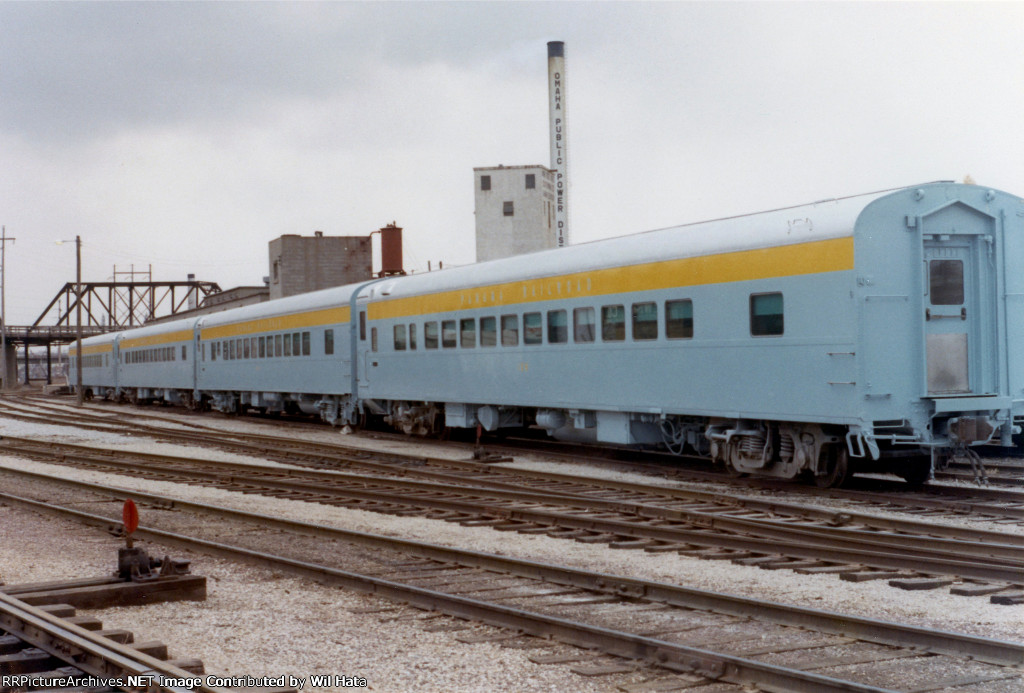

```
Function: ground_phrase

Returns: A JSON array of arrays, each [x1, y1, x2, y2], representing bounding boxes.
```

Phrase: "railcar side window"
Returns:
[[360, 311, 366, 341], [601, 305, 626, 341], [284, 335, 291, 357], [665, 299, 694, 339], [547, 310, 568, 344], [325, 329, 334, 355], [460, 319, 476, 348], [424, 322, 439, 349], [302, 332, 310, 356], [394, 324, 407, 351], [293, 333, 301, 356], [371, 327, 378, 352], [442, 320, 457, 348], [632, 302, 658, 341], [275, 334, 283, 357], [408, 324, 417, 350], [524, 312, 542, 345], [259, 337, 265, 358], [243, 339, 251, 359], [573, 307, 595, 343], [480, 317, 497, 347], [930, 260, 964, 305], [230, 341, 236, 360], [501, 315, 519, 346], [182, 345, 187, 360], [750, 292, 784, 336]]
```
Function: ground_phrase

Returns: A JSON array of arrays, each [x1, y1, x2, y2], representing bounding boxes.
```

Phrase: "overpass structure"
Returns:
[[4, 278, 221, 386]]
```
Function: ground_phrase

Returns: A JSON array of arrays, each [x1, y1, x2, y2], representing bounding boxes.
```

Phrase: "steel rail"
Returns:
[[4, 438, 1024, 584], [1, 470, 1022, 668], [0, 592, 222, 693]]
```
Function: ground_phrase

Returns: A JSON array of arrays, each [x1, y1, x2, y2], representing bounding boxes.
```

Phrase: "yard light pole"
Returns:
[[56, 236, 83, 406]]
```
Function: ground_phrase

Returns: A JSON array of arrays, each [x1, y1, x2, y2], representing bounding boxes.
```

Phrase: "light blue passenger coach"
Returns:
[[71, 182, 1024, 485]]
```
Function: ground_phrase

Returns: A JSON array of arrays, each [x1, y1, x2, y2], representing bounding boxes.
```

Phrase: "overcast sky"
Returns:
[[2, 1, 1022, 325]]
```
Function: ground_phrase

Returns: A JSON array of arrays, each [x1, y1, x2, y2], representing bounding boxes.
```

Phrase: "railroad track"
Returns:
[[3, 435, 1024, 602], [8, 395, 1024, 527], [2, 473, 1023, 693], [9, 394, 1024, 523], [0, 593, 213, 693]]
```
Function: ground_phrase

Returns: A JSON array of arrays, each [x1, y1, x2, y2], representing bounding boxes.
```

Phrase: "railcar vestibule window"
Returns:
[[930, 260, 964, 305], [665, 299, 693, 339], [750, 292, 784, 336]]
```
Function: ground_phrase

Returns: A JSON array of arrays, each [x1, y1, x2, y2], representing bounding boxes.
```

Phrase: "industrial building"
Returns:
[[474, 165, 557, 262]]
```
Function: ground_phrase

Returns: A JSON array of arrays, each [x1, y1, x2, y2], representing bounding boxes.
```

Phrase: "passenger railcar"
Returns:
[[70, 182, 1024, 485]]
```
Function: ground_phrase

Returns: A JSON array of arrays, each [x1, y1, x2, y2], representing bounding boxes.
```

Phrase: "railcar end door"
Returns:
[[921, 203, 996, 397]]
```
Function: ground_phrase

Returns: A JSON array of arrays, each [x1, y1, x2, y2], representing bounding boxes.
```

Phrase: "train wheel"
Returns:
[[897, 457, 932, 488], [814, 447, 850, 488]]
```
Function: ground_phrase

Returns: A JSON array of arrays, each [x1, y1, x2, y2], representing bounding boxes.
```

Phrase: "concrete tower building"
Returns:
[[473, 165, 556, 262]]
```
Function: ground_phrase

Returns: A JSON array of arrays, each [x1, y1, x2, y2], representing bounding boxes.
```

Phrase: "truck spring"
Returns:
[[740, 433, 765, 457], [779, 434, 794, 461]]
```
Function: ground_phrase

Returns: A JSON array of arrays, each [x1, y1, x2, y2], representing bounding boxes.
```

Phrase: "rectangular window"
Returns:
[[230, 340, 236, 360], [408, 324, 417, 350], [751, 292, 784, 336], [424, 322, 439, 349], [371, 327, 378, 352], [359, 311, 366, 341], [524, 312, 542, 345], [211, 343, 216, 361], [283, 334, 291, 356], [481, 175, 491, 191], [275, 334, 283, 357], [632, 302, 658, 341], [293, 333, 301, 356], [501, 314, 519, 346], [460, 318, 476, 348], [325, 329, 334, 355], [525, 173, 536, 189], [601, 305, 626, 341], [930, 259, 964, 305], [480, 316, 497, 347], [243, 339, 251, 359], [259, 336, 266, 358], [547, 309, 568, 344], [573, 307, 596, 343], [665, 299, 694, 339], [182, 345, 187, 360], [503, 201, 514, 217], [442, 320, 457, 348], [394, 324, 407, 351], [302, 332, 310, 356]]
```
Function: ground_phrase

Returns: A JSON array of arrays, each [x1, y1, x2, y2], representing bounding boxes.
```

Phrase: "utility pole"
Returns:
[[1, 226, 15, 390], [75, 235, 82, 406]]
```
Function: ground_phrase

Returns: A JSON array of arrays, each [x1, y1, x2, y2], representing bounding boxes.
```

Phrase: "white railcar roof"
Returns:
[[198, 282, 362, 329], [372, 185, 912, 301]]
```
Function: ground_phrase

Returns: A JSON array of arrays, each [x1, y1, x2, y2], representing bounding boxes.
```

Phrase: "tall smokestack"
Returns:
[[548, 41, 569, 247]]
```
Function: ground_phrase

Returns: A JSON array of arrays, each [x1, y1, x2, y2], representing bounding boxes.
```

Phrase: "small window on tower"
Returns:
[[525, 174, 536, 189], [481, 175, 491, 191], [503, 201, 514, 217]]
